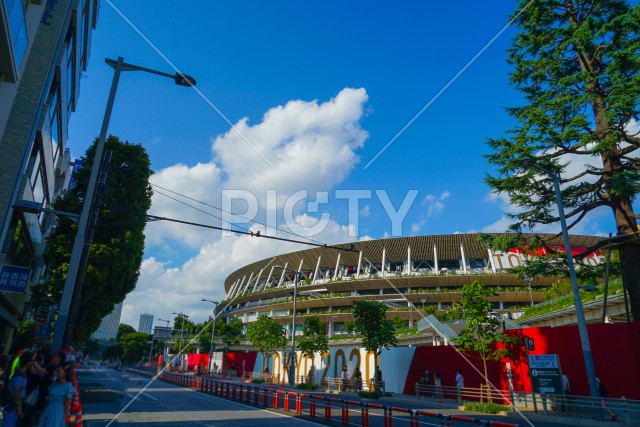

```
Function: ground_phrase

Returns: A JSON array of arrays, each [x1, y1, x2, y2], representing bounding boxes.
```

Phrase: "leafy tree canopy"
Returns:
[[45, 135, 153, 342], [485, 0, 640, 320], [352, 301, 397, 366], [451, 281, 520, 385], [246, 314, 287, 371], [297, 316, 328, 359]]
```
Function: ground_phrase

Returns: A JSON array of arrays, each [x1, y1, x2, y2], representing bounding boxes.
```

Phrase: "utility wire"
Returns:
[[105, 205, 358, 253], [150, 182, 332, 247]]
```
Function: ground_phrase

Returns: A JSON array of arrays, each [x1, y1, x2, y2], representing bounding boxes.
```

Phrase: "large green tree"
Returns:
[[297, 316, 329, 361], [450, 281, 519, 389], [246, 314, 287, 372], [45, 135, 152, 342], [352, 301, 397, 372], [485, 0, 640, 320]]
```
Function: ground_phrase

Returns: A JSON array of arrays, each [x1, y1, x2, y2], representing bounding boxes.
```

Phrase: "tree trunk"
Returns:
[[619, 243, 640, 321]]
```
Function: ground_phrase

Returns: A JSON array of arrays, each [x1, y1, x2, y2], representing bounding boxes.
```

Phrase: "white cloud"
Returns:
[[411, 191, 450, 234], [120, 88, 370, 326]]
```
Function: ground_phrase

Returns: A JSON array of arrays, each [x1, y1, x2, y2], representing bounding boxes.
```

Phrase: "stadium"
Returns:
[[220, 233, 603, 337]]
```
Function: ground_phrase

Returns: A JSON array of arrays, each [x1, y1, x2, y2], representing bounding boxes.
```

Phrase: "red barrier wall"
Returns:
[[184, 351, 258, 377], [505, 322, 640, 399], [403, 345, 502, 395]]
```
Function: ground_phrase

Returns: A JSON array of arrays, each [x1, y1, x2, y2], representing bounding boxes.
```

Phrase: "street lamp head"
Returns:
[[520, 157, 536, 168], [174, 73, 196, 87]]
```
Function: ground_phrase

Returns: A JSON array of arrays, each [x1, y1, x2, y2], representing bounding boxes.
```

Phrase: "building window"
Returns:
[[6, 0, 28, 68], [65, 36, 75, 116], [8, 218, 35, 267], [49, 90, 60, 166], [28, 148, 48, 225]]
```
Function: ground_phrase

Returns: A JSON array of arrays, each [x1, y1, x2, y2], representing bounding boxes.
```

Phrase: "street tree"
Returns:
[[484, 0, 640, 320], [118, 332, 150, 364], [45, 135, 153, 341], [246, 314, 287, 372], [352, 301, 397, 372], [451, 281, 519, 391], [297, 316, 328, 365]]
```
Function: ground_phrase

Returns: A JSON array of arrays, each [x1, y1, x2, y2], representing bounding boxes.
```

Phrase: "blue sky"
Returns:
[[67, 1, 624, 326]]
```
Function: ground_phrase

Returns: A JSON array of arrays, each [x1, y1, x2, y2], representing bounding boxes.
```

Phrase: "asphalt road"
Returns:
[[80, 367, 321, 427]]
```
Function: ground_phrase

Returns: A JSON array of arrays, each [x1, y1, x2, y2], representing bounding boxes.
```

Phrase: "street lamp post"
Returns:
[[172, 312, 188, 351], [158, 318, 172, 356], [51, 57, 195, 352], [202, 299, 220, 375], [275, 265, 301, 385], [521, 158, 601, 414]]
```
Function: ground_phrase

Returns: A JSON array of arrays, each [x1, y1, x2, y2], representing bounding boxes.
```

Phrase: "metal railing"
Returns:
[[161, 372, 526, 427]]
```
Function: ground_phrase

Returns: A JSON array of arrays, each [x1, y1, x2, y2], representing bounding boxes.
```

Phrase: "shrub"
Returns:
[[358, 391, 384, 399], [296, 383, 321, 391], [463, 401, 509, 414], [251, 378, 265, 384]]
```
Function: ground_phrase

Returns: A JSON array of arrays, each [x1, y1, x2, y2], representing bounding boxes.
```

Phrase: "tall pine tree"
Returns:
[[485, 0, 640, 320]]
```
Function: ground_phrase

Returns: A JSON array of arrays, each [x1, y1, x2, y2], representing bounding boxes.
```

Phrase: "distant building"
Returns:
[[0, 0, 100, 350], [138, 313, 153, 334], [90, 302, 123, 343]]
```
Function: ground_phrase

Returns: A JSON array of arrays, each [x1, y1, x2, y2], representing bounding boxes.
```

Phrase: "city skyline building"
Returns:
[[90, 301, 122, 342], [138, 313, 153, 334], [0, 0, 100, 350]]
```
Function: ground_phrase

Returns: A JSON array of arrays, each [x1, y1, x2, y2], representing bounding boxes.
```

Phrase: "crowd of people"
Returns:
[[0, 348, 81, 427]]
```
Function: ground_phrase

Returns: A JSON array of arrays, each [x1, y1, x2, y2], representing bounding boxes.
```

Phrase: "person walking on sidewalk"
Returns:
[[1, 352, 32, 427], [37, 363, 75, 427], [596, 377, 617, 421], [455, 369, 464, 403], [434, 370, 443, 402]]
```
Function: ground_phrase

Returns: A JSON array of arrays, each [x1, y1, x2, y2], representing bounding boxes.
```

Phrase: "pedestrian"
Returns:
[[596, 377, 617, 421], [420, 369, 430, 398], [354, 367, 362, 392], [434, 370, 443, 402], [2, 352, 33, 427], [340, 366, 349, 391], [36, 363, 75, 427], [455, 369, 464, 402], [375, 367, 384, 392], [561, 373, 571, 412]]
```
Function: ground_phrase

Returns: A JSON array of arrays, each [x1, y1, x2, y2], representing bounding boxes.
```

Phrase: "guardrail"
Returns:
[[161, 372, 528, 427], [415, 383, 509, 405], [414, 382, 640, 425]]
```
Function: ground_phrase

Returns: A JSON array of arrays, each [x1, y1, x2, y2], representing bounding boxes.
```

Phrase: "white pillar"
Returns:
[[236, 275, 247, 297], [245, 272, 254, 293], [382, 246, 386, 277], [252, 268, 264, 292], [356, 251, 363, 279], [278, 262, 288, 287], [265, 265, 276, 289], [312, 256, 322, 284], [460, 242, 467, 274], [227, 280, 237, 299], [334, 253, 341, 280], [433, 243, 439, 274], [298, 259, 304, 277], [407, 245, 412, 274], [488, 249, 496, 273]]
